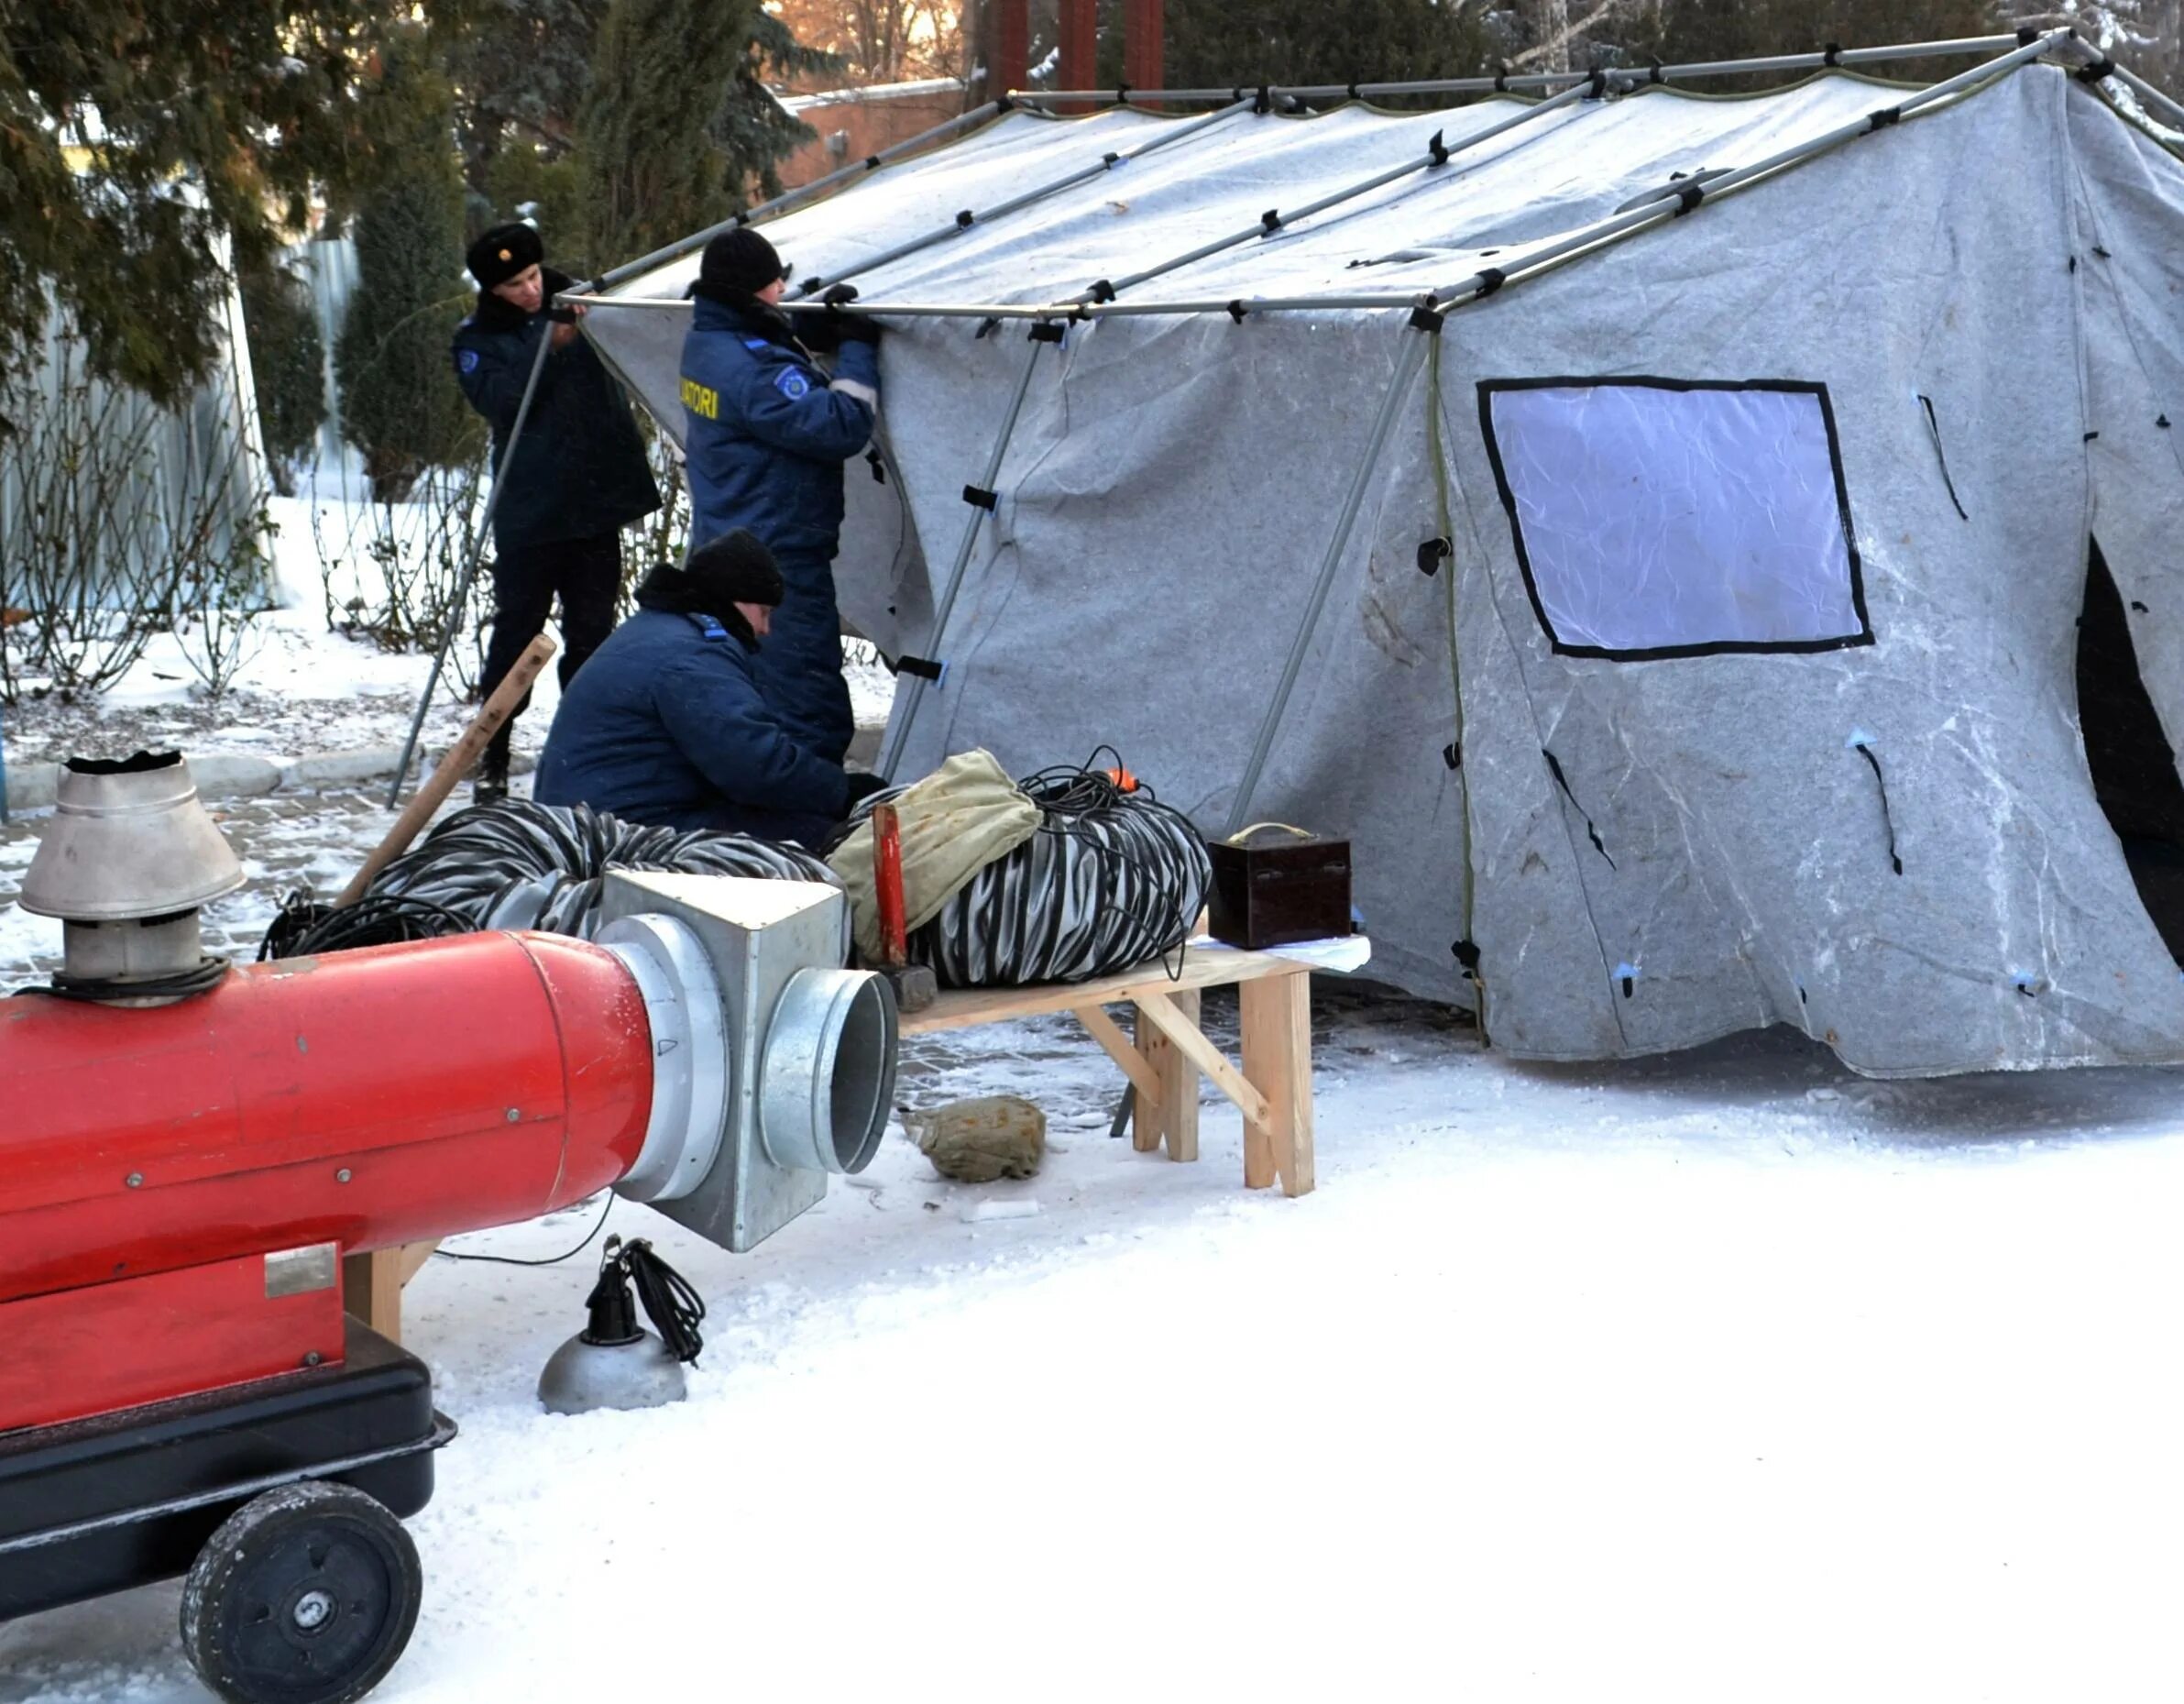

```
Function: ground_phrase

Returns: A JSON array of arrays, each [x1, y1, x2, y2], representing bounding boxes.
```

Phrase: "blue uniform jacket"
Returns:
[[533, 608, 851, 844], [452, 269, 661, 552], [679, 294, 878, 557]]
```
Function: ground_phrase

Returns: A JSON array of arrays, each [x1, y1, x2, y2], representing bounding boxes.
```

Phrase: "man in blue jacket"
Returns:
[[679, 227, 880, 766], [454, 222, 660, 800], [534, 530, 888, 845]]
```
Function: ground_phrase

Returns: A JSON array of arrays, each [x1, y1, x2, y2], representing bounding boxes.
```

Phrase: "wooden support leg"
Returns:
[[345, 1248, 408, 1343], [344, 1240, 439, 1345], [1132, 990, 1201, 1161], [1240, 972, 1314, 1197]]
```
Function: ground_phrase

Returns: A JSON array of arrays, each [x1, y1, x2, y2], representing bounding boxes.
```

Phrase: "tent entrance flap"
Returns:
[[2079, 537, 2184, 963]]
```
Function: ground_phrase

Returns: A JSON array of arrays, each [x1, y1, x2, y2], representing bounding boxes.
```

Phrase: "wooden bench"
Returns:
[[350, 942, 1317, 1343], [900, 940, 1316, 1197]]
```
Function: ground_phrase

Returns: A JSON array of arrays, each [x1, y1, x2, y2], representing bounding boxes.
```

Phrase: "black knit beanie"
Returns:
[[684, 530, 785, 609], [466, 222, 543, 289], [698, 227, 789, 296]]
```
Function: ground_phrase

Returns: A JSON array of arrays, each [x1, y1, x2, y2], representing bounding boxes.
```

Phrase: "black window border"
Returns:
[[1476, 375, 1875, 663]]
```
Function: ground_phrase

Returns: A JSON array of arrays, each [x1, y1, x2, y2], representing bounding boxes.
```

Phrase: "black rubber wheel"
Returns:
[[179, 1481, 423, 1704]]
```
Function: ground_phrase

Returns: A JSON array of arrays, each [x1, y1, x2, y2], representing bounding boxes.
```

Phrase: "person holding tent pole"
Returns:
[[678, 226, 880, 768], [452, 222, 660, 802]]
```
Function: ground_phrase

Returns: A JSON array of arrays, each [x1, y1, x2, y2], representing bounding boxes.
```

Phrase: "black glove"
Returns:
[[842, 770, 892, 811], [825, 285, 883, 347]]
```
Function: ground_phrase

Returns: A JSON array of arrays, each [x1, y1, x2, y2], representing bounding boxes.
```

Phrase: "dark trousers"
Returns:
[[481, 532, 622, 762], [750, 546, 856, 766]]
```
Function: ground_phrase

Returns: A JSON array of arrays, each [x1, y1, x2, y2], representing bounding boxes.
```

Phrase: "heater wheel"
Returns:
[[179, 1480, 423, 1704]]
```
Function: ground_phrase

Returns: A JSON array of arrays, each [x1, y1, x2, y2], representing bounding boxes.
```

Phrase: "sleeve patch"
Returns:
[[457, 347, 480, 374], [774, 368, 811, 401]]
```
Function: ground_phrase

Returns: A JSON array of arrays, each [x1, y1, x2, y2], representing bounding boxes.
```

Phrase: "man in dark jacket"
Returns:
[[534, 530, 887, 845], [679, 227, 880, 766], [454, 222, 661, 800]]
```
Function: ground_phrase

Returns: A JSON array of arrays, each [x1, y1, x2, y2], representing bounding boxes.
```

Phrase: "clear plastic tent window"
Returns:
[[1478, 379, 1872, 660]]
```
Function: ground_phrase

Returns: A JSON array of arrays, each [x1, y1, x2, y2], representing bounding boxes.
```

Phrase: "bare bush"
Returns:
[[313, 460, 492, 693], [0, 349, 271, 706]]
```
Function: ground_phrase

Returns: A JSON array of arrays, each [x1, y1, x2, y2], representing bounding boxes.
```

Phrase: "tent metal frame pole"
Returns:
[[795, 97, 1255, 297], [875, 332, 1048, 777], [1409, 27, 2071, 316], [1105, 78, 1597, 297], [1013, 33, 2041, 104], [386, 325, 556, 808], [589, 103, 1005, 296], [1224, 324, 1433, 838], [2104, 59, 2184, 132]]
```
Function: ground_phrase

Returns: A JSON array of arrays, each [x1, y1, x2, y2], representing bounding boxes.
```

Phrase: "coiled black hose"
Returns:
[[826, 753, 1211, 987], [260, 798, 837, 960]]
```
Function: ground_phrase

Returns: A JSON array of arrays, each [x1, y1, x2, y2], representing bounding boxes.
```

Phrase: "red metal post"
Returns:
[[984, 0, 1031, 100], [1123, 0, 1165, 93], [1059, 0, 1099, 110], [873, 803, 908, 968]]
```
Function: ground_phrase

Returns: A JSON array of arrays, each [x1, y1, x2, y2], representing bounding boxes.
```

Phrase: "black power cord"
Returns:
[[622, 1237, 706, 1364], [434, 1192, 616, 1269]]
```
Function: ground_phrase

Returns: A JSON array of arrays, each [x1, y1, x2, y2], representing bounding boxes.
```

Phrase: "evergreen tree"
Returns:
[[0, 0, 416, 434], [238, 258, 329, 497], [335, 35, 480, 501], [576, 0, 830, 272]]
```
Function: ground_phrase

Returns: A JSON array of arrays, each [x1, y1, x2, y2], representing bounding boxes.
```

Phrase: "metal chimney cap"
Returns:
[[19, 751, 247, 922]]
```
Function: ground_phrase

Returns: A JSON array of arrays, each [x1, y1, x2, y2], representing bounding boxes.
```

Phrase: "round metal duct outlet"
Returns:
[[760, 969, 898, 1175]]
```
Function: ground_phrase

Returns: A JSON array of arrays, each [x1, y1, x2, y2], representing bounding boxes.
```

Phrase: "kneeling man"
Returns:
[[535, 531, 883, 845]]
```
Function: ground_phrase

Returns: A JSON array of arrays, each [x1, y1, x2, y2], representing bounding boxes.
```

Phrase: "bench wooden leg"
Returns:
[[343, 1240, 439, 1344], [1132, 990, 1201, 1161], [1240, 972, 1313, 1196]]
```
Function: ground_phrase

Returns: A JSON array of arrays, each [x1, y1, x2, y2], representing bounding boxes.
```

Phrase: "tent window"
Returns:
[[1478, 378, 1873, 661]]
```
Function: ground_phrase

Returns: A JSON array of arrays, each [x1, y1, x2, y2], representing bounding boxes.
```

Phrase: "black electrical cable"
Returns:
[[826, 747, 1212, 987], [261, 798, 840, 960], [434, 1191, 617, 1269], [623, 1237, 707, 1363]]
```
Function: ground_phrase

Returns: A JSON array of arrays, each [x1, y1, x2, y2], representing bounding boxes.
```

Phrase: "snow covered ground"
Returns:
[[7, 494, 2184, 1700], [5, 988, 2184, 1702]]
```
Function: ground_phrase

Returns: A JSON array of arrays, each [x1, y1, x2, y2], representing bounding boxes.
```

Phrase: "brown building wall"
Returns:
[[776, 93, 970, 190]]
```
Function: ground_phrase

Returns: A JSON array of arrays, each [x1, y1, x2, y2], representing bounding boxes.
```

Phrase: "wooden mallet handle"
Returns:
[[335, 633, 557, 909]]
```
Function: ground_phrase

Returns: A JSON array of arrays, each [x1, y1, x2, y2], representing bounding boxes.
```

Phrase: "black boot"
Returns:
[[473, 742, 510, 806]]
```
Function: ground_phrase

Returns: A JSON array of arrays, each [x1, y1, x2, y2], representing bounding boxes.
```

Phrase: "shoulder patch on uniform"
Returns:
[[774, 368, 811, 401], [457, 347, 480, 374]]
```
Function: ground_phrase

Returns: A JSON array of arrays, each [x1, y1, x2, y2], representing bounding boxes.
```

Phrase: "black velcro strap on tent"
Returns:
[[1103, 151, 1121, 167], [1427, 128, 1451, 166], [1227, 300, 1249, 324], [1090, 279, 1117, 302], [955, 209, 975, 227], [1452, 939, 1482, 973], [1410, 302, 1446, 333], [2017, 25, 2040, 45], [1418, 536, 1452, 577], [962, 485, 998, 511], [1494, 64, 1510, 93], [2079, 56, 2117, 82], [1823, 41, 1842, 66], [1674, 182, 1706, 215], [1473, 268, 1507, 299], [1648, 59, 1666, 84], [1866, 105, 1902, 131], [894, 654, 946, 682], [863, 155, 883, 172], [1027, 321, 1066, 345], [1587, 69, 1609, 99], [1255, 84, 1274, 114], [1348, 82, 1363, 101], [1543, 750, 1616, 868], [1852, 742, 1904, 874], [1261, 208, 1283, 233], [1443, 742, 1462, 770], [1116, 83, 1131, 103]]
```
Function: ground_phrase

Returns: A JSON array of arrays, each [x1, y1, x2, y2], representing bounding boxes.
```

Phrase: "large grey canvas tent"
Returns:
[[575, 31, 2184, 1077]]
